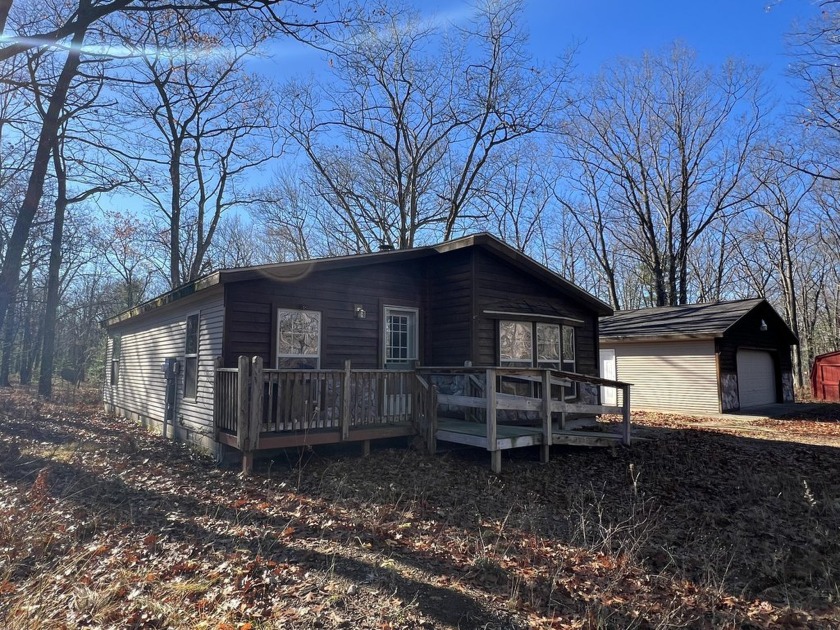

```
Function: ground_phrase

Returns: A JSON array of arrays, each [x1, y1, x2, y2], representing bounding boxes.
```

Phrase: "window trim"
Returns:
[[499, 320, 534, 367], [110, 334, 121, 387], [382, 305, 419, 368], [276, 308, 322, 369], [184, 313, 200, 401]]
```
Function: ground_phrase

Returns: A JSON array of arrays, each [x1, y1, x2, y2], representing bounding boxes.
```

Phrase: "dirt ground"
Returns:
[[0, 389, 839, 629]]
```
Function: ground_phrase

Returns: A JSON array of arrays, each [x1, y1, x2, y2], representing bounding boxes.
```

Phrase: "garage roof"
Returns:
[[600, 298, 796, 342]]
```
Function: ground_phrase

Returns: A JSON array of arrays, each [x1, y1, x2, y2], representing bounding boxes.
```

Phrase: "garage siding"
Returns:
[[611, 340, 720, 415], [103, 290, 224, 452]]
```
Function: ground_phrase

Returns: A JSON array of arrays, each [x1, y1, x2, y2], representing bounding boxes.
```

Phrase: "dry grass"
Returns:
[[0, 389, 839, 628]]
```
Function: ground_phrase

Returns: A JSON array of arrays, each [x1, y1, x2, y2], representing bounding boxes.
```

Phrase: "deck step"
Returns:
[[436, 419, 624, 450]]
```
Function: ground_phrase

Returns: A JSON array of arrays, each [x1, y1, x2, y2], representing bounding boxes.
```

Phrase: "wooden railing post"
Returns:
[[249, 356, 264, 450], [341, 360, 351, 440], [236, 356, 251, 474], [541, 369, 552, 463], [427, 384, 438, 455], [486, 368, 500, 473], [621, 384, 631, 446], [213, 356, 223, 441]]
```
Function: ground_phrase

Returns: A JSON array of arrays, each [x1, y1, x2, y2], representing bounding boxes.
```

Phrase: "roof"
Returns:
[[599, 298, 797, 343], [104, 233, 613, 327], [813, 350, 840, 362]]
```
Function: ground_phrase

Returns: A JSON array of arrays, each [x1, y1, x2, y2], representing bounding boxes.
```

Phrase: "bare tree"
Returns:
[[281, 0, 571, 252], [0, 0, 332, 350], [466, 141, 554, 261], [111, 9, 281, 287], [748, 155, 816, 387], [561, 43, 765, 307], [787, 3, 840, 181]]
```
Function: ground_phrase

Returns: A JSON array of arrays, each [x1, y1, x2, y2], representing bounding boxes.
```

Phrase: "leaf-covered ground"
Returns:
[[1, 389, 839, 629]]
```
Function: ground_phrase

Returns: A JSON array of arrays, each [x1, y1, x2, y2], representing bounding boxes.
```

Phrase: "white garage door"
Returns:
[[737, 350, 776, 408]]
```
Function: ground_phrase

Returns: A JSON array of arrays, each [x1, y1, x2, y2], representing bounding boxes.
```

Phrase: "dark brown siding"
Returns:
[[472, 249, 599, 375], [425, 249, 473, 366], [222, 246, 603, 374], [224, 263, 424, 369], [717, 302, 794, 374], [715, 301, 795, 406]]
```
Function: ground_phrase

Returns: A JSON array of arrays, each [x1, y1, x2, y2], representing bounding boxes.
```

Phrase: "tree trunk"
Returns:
[[0, 297, 17, 387], [0, 0, 13, 35], [19, 269, 36, 385], [0, 24, 86, 340], [38, 140, 68, 398], [169, 141, 182, 288]]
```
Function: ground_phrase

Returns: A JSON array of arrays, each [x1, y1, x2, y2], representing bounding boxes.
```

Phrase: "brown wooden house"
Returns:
[[103, 234, 628, 472]]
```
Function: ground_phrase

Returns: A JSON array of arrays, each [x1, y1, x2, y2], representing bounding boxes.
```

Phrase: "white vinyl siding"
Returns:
[[103, 289, 224, 452], [609, 340, 720, 415]]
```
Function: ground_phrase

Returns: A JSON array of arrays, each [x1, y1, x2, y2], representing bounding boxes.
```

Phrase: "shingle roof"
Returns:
[[104, 233, 613, 327], [599, 298, 767, 340]]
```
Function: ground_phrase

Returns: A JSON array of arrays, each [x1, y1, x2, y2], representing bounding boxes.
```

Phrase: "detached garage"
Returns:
[[600, 299, 797, 414]]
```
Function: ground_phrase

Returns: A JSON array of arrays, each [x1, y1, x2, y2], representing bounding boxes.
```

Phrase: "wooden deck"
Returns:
[[214, 358, 632, 474], [217, 422, 416, 451], [421, 367, 631, 472]]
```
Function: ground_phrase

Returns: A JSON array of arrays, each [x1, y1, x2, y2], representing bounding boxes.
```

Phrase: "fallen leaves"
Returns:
[[0, 389, 839, 628]]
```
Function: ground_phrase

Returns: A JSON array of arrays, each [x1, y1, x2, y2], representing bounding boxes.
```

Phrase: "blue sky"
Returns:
[[261, 0, 818, 105], [522, 0, 813, 92], [104, 1, 822, 218]]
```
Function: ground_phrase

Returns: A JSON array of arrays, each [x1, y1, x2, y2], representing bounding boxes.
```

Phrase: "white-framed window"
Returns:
[[110, 335, 121, 386], [499, 321, 533, 367], [277, 309, 321, 369], [184, 314, 199, 400], [536, 323, 561, 370], [562, 326, 575, 372], [384, 307, 418, 367], [498, 320, 578, 399], [562, 325, 576, 399]]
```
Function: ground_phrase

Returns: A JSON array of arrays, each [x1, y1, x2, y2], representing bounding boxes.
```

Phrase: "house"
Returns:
[[103, 233, 626, 471], [599, 298, 797, 415]]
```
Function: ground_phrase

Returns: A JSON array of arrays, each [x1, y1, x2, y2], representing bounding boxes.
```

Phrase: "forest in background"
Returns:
[[0, 0, 839, 397]]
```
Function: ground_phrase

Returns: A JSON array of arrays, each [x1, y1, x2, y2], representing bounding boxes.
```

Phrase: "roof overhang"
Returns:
[[102, 232, 613, 327], [102, 274, 222, 328], [600, 333, 720, 344]]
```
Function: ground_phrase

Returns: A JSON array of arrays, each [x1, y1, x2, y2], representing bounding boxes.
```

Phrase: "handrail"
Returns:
[[418, 365, 631, 388], [421, 366, 632, 464]]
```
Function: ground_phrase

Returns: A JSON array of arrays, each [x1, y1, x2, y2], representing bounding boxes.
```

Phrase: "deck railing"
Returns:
[[214, 358, 629, 475], [418, 366, 631, 473], [214, 357, 438, 472]]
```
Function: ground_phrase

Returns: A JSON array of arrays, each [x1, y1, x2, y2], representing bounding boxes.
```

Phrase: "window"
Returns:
[[499, 321, 533, 367], [277, 309, 320, 368], [384, 307, 418, 367], [110, 335, 121, 386], [536, 323, 560, 370], [184, 314, 199, 399], [498, 320, 578, 399], [562, 326, 575, 372], [562, 325, 576, 399]]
